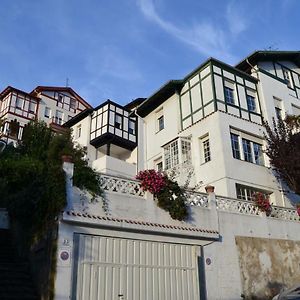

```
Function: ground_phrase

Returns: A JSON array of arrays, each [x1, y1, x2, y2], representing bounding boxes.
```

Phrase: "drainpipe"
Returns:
[[132, 108, 147, 173]]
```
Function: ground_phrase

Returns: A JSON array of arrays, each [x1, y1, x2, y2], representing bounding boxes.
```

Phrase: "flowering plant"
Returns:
[[136, 169, 166, 195], [136, 169, 188, 221], [253, 192, 272, 216], [296, 203, 300, 216]]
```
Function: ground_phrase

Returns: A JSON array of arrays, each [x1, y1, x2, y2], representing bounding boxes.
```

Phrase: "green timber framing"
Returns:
[[236, 50, 300, 99], [137, 58, 262, 132], [179, 59, 262, 131]]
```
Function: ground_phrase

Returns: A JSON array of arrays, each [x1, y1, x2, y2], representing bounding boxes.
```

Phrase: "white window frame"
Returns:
[[163, 137, 192, 170], [76, 125, 82, 139], [230, 128, 264, 166], [236, 184, 270, 201], [200, 135, 211, 163], [156, 108, 164, 132]]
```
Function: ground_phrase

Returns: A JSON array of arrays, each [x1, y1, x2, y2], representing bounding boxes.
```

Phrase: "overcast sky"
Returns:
[[0, 0, 299, 106]]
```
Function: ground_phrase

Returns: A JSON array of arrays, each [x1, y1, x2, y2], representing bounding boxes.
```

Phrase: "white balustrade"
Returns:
[[185, 191, 209, 208], [98, 174, 300, 222], [99, 174, 145, 197], [216, 196, 261, 216]]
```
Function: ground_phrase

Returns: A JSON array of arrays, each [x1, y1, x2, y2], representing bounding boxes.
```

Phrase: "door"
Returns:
[[73, 234, 201, 300]]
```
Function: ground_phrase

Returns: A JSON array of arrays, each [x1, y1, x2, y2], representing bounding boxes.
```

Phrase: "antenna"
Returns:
[[66, 78, 69, 87]]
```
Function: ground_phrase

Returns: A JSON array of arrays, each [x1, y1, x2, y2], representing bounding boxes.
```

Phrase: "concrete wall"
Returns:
[[204, 211, 300, 300]]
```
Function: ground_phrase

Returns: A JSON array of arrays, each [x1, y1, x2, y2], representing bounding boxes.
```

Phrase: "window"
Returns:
[[202, 138, 211, 163], [246, 95, 256, 112], [156, 108, 164, 132], [44, 107, 51, 118], [55, 110, 63, 125], [282, 68, 292, 87], [128, 120, 135, 135], [275, 107, 282, 120], [253, 142, 264, 165], [156, 161, 163, 172], [115, 113, 122, 129], [158, 115, 164, 131], [224, 86, 235, 105], [242, 139, 252, 162], [236, 184, 270, 201], [164, 140, 179, 170], [182, 138, 192, 163], [230, 133, 240, 159], [16, 97, 23, 109], [58, 94, 64, 103], [231, 130, 264, 166], [274, 97, 283, 120], [76, 125, 81, 138], [70, 99, 76, 110], [28, 102, 36, 113]]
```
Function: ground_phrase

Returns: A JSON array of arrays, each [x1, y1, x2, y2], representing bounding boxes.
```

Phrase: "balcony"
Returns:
[[92, 155, 136, 178], [50, 117, 68, 133]]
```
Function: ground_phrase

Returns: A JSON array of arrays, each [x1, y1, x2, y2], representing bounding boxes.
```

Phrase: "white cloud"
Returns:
[[137, 0, 249, 62]]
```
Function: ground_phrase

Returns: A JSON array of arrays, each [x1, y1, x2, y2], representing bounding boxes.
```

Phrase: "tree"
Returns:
[[0, 121, 102, 244], [264, 116, 300, 195]]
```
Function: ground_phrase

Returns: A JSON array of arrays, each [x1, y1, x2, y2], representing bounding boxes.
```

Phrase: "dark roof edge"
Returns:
[[236, 50, 300, 72], [0, 86, 41, 101], [63, 108, 93, 128]]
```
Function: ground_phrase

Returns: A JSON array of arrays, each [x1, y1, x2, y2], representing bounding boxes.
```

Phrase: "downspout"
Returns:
[[132, 108, 147, 173]]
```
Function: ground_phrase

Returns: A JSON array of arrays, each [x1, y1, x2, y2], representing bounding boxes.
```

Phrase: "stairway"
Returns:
[[0, 229, 38, 300]]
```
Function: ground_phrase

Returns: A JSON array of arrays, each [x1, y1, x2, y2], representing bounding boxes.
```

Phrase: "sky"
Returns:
[[0, 0, 299, 107]]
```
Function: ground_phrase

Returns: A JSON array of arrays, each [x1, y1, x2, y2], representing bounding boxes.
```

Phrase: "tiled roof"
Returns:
[[64, 210, 219, 236]]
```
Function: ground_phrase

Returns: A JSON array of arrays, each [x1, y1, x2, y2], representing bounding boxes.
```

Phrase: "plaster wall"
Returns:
[[204, 211, 300, 300]]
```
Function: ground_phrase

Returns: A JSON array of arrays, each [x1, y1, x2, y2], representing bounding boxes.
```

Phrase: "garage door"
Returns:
[[72, 234, 201, 300]]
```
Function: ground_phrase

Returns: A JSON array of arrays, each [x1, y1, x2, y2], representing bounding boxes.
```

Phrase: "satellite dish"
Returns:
[[0, 140, 7, 153]]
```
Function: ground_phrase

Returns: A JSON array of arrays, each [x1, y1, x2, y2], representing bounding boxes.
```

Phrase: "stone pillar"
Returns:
[[62, 156, 74, 211]]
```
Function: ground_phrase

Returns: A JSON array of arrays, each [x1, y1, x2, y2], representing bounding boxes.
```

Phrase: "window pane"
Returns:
[[224, 87, 234, 104], [181, 139, 192, 163], [230, 133, 240, 159], [242, 139, 252, 162], [203, 139, 211, 162], [246, 95, 256, 112], [253, 142, 264, 165], [164, 140, 179, 169], [158, 115, 164, 131]]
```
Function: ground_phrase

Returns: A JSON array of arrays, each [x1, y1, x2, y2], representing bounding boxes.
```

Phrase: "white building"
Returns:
[[0, 85, 92, 143], [67, 50, 300, 207]]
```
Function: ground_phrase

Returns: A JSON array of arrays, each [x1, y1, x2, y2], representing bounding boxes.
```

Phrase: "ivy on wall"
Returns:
[[0, 121, 102, 245]]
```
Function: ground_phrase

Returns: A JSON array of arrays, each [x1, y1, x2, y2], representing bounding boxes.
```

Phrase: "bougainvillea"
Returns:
[[253, 192, 272, 216], [136, 170, 188, 221], [136, 169, 166, 195]]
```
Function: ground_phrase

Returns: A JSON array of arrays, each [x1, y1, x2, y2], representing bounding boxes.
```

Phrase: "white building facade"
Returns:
[[41, 50, 300, 299]]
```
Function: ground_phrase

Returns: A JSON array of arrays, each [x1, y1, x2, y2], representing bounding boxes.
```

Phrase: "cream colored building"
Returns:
[[0, 86, 91, 143]]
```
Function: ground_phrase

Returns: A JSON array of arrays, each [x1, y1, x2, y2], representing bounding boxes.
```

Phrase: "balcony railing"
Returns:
[[99, 173, 300, 223]]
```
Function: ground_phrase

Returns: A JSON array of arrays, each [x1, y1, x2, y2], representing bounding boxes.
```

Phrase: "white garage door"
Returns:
[[72, 234, 201, 300]]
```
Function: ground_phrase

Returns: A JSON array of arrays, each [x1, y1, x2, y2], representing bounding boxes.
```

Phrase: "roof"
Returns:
[[124, 97, 146, 111], [31, 86, 92, 109], [137, 57, 258, 118], [63, 108, 93, 128], [136, 80, 184, 117], [0, 86, 40, 101], [236, 50, 300, 73]]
